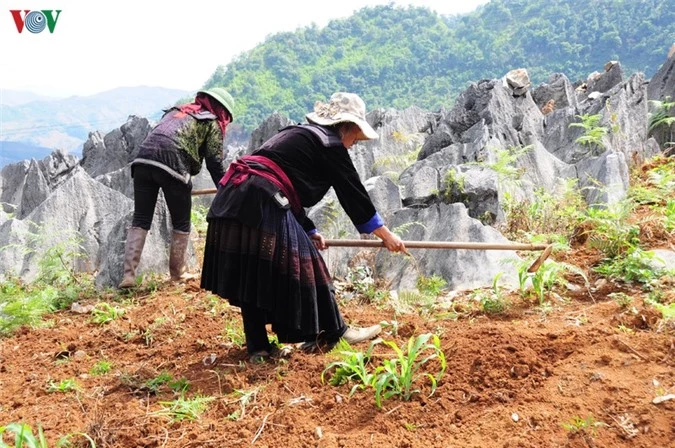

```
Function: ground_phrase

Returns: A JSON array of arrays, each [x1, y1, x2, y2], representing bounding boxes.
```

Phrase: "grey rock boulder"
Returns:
[[363, 176, 402, 217], [374, 203, 521, 290], [80, 116, 151, 177], [533, 73, 579, 111], [247, 112, 294, 154], [17, 159, 50, 219]]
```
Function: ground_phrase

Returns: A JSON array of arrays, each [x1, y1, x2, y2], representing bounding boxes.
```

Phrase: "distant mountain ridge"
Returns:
[[0, 86, 190, 166]]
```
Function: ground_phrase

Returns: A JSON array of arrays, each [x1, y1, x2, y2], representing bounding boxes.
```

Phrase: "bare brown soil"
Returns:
[[1, 251, 674, 448]]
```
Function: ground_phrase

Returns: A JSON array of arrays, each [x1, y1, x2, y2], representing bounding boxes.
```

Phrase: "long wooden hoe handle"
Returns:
[[325, 240, 554, 273], [191, 189, 554, 272]]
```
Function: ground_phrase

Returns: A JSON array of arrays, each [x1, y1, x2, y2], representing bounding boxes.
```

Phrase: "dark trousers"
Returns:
[[240, 303, 347, 354], [241, 303, 272, 354], [132, 164, 192, 232]]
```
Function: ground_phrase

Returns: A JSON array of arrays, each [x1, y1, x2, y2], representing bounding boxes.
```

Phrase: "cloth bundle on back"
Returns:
[[200, 92, 407, 362], [118, 87, 235, 289]]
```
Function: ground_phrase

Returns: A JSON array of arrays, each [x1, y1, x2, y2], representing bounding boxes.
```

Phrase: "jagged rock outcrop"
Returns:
[[3, 59, 670, 293], [80, 116, 151, 178], [0, 149, 82, 219], [247, 112, 294, 154], [648, 50, 675, 101], [0, 170, 131, 280], [533, 73, 579, 111], [647, 49, 675, 149]]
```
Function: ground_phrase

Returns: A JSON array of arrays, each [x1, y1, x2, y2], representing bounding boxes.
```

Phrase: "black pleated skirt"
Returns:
[[200, 200, 345, 343]]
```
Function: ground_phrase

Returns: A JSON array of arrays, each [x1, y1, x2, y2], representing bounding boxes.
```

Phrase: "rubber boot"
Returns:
[[169, 230, 196, 281], [118, 227, 148, 289]]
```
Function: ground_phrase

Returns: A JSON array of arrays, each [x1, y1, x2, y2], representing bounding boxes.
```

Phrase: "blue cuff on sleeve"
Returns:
[[307, 228, 318, 235], [356, 212, 384, 234]]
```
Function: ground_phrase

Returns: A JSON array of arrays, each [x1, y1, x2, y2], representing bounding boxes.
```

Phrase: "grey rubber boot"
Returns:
[[169, 230, 194, 281], [118, 227, 148, 289]]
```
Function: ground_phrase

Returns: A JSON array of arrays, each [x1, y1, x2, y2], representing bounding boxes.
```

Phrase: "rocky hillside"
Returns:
[[0, 51, 673, 292]]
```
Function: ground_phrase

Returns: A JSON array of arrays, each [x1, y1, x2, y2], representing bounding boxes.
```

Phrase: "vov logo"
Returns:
[[10, 10, 62, 33]]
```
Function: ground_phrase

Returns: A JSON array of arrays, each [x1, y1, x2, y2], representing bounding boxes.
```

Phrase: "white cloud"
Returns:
[[1, 0, 488, 97]]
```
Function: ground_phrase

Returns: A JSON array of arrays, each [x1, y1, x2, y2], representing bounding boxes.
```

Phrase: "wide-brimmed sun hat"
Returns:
[[198, 87, 235, 119], [305, 92, 378, 140]]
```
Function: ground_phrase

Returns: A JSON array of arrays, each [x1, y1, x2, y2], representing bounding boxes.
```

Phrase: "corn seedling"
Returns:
[[153, 394, 214, 422], [90, 302, 124, 325], [0, 423, 48, 448], [89, 360, 113, 376], [46, 378, 79, 394], [473, 273, 509, 314], [561, 415, 604, 437], [510, 256, 586, 304], [322, 339, 379, 397], [373, 333, 446, 408]]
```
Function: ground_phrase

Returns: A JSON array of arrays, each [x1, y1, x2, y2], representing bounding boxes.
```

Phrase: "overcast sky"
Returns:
[[1, 0, 489, 98]]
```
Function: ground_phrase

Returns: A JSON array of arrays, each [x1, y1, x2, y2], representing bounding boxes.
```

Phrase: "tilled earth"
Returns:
[[1, 269, 674, 448]]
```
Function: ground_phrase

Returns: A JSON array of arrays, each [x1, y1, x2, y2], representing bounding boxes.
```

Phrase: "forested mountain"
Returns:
[[203, 0, 675, 131]]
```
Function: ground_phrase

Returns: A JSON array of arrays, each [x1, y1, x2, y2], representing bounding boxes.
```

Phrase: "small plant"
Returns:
[[475, 273, 509, 314], [0, 423, 96, 448], [223, 318, 245, 348], [595, 248, 665, 284], [373, 147, 420, 180], [190, 204, 209, 236], [90, 302, 124, 325], [0, 423, 48, 448], [609, 292, 633, 308], [648, 97, 675, 141], [373, 333, 446, 408], [569, 113, 608, 154], [472, 145, 532, 188], [224, 387, 261, 421], [416, 274, 446, 297], [322, 339, 379, 396], [153, 394, 214, 422], [561, 415, 604, 437], [513, 257, 587, 305], [46, 378, 79, 393], [145, 371, 173, 393], [648, 301, 675, 321], [583, 201, 639, 259], [89, 360, 113, 376]]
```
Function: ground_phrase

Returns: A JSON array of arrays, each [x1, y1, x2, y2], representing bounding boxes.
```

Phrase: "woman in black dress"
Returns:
[[200, 92, 406, 361]]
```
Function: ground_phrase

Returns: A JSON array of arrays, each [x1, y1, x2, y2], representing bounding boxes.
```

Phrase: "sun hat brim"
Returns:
[[306, 112, 379, 141]]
